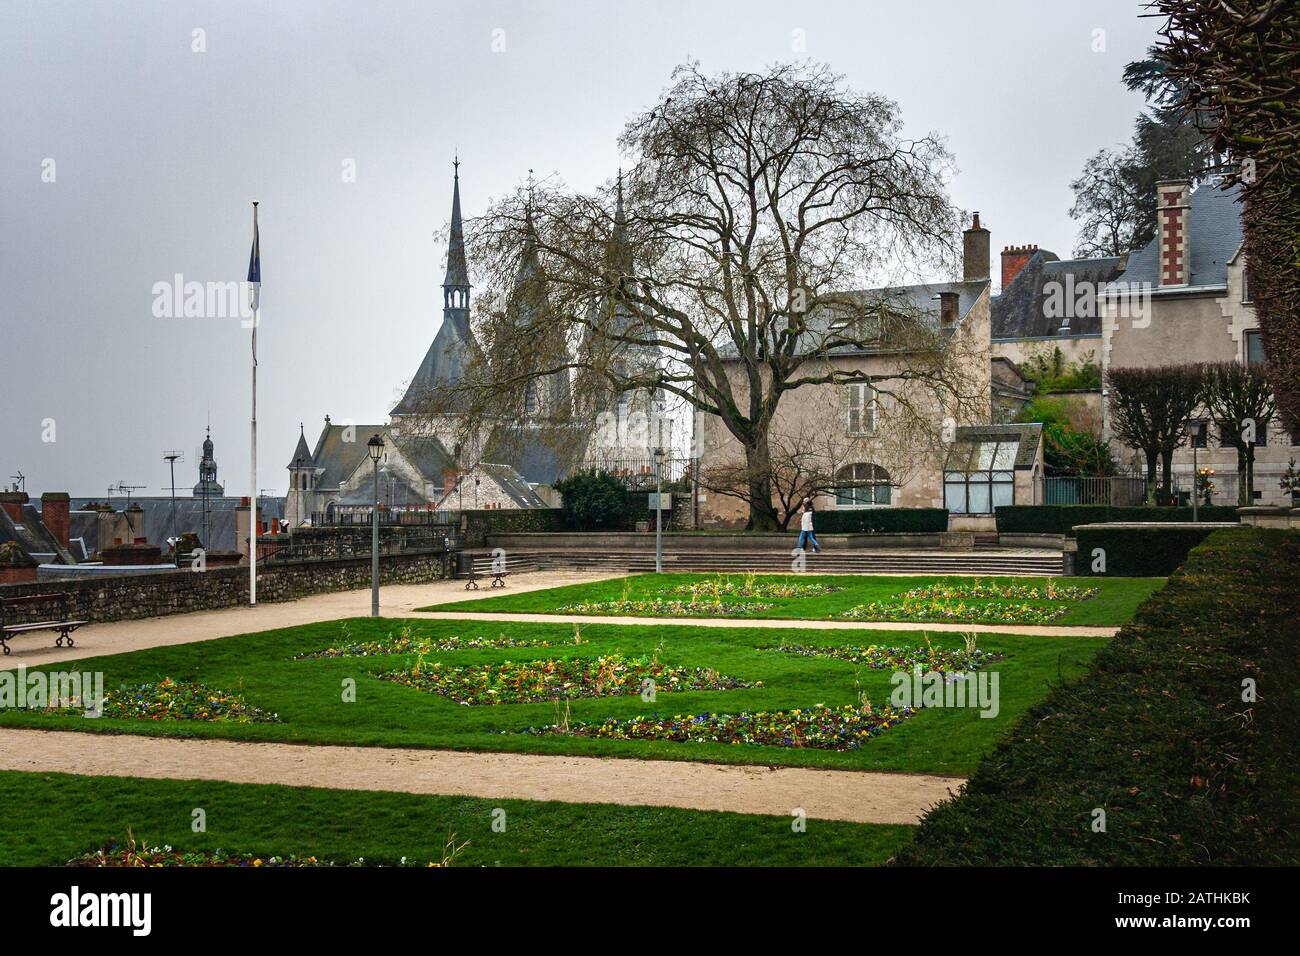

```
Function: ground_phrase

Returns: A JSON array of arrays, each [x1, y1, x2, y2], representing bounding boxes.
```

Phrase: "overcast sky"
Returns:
[[1, 0, 1157, 498]]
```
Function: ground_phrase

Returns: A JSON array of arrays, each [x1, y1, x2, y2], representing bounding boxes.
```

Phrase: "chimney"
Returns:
[[125, 503, 146, 542], [1156, 180, 1192, 286], [937, 291, 959, 327], [40, 492, 70, 549], [1001, 244, 1038, 290], [442, 469, 458, 497], [0, 491, 28, 523], [962, 211, 990, 282]]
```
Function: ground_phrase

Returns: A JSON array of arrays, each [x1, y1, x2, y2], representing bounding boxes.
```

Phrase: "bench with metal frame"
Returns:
[[0, 592, 87, 656]]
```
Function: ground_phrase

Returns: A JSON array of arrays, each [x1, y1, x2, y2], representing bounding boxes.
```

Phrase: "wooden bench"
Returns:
[[461, 556, 508, 590], [0, 592, 87, 656]]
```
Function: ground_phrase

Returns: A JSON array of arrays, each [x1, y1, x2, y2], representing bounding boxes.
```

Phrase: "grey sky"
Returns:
[[1, 0, 1156, 498]]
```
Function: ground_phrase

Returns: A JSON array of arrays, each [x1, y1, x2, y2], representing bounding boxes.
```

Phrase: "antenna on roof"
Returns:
[[9, 471, 24, 493]]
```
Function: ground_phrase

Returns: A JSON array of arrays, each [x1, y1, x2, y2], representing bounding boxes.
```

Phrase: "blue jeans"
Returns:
[[797, 530, 820, 553]]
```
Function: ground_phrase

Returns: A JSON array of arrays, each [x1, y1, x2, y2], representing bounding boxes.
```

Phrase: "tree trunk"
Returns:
[[1145, 449, 1159, 505], [743, 432, 781, 532], [1159, 448, 1174, 504], [1242, 445, 1255, 506]]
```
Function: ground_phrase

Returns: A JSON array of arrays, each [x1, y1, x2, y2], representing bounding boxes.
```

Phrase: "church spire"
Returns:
[[442, 157, 470, 316]]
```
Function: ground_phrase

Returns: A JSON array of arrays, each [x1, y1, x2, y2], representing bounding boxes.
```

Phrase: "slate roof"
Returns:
[[301, 423, 455, 495], [0, 503, 76, 565], [478, 462, 548, 507], [1110, 183, 1244, 290], [944, 423, 1044, 472], [992, 252, 1124, 338], [286, 426, 314, 470], [482, 428, 571, 486], [443, 164, 470, 289], [390, 314, 481, 416]]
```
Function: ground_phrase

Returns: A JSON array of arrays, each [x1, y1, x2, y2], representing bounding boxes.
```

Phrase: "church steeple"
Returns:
[[442, 157, 470, 319]]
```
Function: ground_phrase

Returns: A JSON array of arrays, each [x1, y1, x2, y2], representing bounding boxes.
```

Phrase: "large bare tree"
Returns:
[[435, 62, 981, 529]]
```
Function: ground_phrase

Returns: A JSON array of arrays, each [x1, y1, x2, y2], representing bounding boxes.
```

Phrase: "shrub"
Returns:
[[896, 528, 1300, 865], [553, 471, 632, 531], [996, 504, 1238, 536], [815, 508, 948, 534], [1076, 523, 1223, 576]]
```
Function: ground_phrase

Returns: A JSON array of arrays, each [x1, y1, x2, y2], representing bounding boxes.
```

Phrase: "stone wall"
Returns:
[[0, 549, 449, 626]]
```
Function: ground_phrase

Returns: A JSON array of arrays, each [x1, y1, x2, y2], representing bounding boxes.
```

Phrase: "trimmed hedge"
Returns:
[[815, 508, 948, 534], [996, 504, 1238, 536], [895, 528, 1300, 865], [1075, 524, 1224, 577], [462, 508, 564, 546]]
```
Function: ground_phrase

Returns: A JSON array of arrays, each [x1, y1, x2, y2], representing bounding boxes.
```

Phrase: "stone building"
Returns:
[[1101, 180, 1299, 504]]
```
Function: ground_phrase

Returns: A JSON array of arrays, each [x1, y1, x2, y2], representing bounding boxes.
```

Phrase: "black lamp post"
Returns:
[[653, 447, 665, 573], [367, 434, 385, 616]]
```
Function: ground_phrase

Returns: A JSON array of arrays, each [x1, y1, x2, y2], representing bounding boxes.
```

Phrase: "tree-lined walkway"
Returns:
[[0, 729, 963, 825]]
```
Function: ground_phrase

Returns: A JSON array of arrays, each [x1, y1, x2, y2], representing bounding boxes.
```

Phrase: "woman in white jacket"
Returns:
[[796, 499, 821, 554]]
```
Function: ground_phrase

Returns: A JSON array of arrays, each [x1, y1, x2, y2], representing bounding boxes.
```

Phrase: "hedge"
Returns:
[[895, 528, 1300, 865], [461, 508, 564, 546], [996, 504, 1238, 536], [814, 508, 948, 534], [1075, 524, 1225, 577]]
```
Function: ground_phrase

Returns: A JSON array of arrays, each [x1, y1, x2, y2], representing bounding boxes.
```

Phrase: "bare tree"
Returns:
[[1106, 365, 1204, 504], [1201, 361, 1276, 505], [429, 61, 982, 530]]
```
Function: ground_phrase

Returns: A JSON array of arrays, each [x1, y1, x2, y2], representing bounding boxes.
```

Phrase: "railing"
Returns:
[[1039, 476, 1149, 506], [583, 456, 697, 490], [309, 509, 457, 526], [262, 522, 461, 562]]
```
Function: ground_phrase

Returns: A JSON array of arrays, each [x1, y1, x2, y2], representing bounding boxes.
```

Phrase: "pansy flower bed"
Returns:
[[901, 580, 1098, 602], [662, 575, 842, 601], [517, 703, 913, 751], [553, 598, 774, 617], [377, 654, 755, 705], [297, 632, 584, 660], [838, 598, 1070, 625], [68, 844, 451, 867], [48, 678, 279, 723], [771, 642, 1004, 672]]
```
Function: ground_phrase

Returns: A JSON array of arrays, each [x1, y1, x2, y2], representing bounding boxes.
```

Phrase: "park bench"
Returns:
[[0, 592, 87, 656], [460, 555, 508, 590]]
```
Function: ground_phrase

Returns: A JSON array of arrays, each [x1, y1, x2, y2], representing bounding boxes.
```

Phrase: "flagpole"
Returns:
[[249, 201, 260, 608]]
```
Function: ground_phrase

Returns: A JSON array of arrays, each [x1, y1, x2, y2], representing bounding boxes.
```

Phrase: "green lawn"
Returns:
[[0, 770, 912, 867], [0, 617, 1108, 775], [429, 572, 1163, 626]]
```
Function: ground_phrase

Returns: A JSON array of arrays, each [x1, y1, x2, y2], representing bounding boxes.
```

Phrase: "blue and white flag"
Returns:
[[247, 201, 261, 313]]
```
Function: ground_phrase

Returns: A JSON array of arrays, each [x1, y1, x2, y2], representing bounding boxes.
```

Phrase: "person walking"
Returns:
[[796, 499, 821, 554]]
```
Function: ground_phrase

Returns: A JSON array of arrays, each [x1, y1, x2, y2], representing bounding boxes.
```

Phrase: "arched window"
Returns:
[[835, 463, 891, 507]]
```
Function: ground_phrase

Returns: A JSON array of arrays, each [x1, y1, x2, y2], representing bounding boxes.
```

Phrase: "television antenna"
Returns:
[[163, 451, 185, 552], [8, 471, 24, 493], [107, 481, 147, 509]]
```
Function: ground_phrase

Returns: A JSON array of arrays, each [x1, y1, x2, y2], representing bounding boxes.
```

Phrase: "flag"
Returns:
[[247, 201, 261, 313]]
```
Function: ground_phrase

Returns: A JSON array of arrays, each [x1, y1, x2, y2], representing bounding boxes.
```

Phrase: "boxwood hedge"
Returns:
[[814, 508, 948, 534], [1075, 524, 1226, 577], [996, 504, 1238, 536], [895, 528, 1300, 865]]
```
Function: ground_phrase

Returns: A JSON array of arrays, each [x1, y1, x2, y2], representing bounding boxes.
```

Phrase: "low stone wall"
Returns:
[[485, 531, 957, 551], [0, 550, 449, 626], [1237, 506, 1300, 529]]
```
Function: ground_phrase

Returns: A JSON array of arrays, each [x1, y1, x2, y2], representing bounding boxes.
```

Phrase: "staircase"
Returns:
[[465, 547, 1066, 577]]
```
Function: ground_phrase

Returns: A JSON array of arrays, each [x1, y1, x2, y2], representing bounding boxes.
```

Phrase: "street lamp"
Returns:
[[1185, 419, 1200, 523], [653, 446, 665, 574], [367, 433, 385, 616]]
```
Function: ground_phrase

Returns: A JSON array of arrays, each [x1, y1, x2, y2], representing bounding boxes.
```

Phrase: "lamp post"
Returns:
[[653, 447, 665, 574], [1185, 419, 1199, 523], [367, 434, 384, 616]]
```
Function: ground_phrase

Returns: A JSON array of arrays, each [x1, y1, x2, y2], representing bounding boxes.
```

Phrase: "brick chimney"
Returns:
[[40, 492, 70, 549], [937, 290, 959, 327], [1156, 180, 1192, 286], [1001, 244, 1038, 290], [0, 491, 28, 523], [962, 211, 990, 282]]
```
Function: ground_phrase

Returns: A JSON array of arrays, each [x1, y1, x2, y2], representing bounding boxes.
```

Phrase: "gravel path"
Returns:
[[0, 729, 963, 824]]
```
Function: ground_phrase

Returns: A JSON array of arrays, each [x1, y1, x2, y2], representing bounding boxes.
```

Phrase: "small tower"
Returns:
[[192, 427, 224, 498], [285, 423, 316, 528]]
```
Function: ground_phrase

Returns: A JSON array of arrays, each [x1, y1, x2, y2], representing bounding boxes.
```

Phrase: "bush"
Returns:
[[996, 504, 1239, 536], [814, 508, 948, 534], [896, 528, 1300, 865], [553, 471, 632, 531], [1075, 523, 1223, 576]]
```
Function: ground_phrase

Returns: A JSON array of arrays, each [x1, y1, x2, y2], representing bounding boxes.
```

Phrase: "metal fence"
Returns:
[[1039, 476, 1149, 506], [583, 456, 696, 491]]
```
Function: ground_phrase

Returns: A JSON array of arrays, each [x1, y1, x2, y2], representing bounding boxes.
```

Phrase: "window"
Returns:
[[1245, 329, 1266, 366], [944, 439, 1017, 514], [847, 384, 878, 435], [1242, 266, 1253, 303], [1189, 420, 1208, 449], [834, 463, 891, 507]]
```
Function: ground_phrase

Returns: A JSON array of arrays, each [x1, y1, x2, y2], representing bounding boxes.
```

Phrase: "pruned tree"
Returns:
[[1153, 0, 1300, 433], [427, 61, 985, 530], [1106, 365, 1204, 503], [1201, 361, 1276, 505]]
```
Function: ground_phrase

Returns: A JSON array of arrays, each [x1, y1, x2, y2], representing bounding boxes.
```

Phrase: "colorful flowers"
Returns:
[[377, 654, 755, 705], [900, 580, 1098, 602], [838, 598, 1071, 624], [518, 703, 913, 751], [50, 678, 279, 723], [771, 641, 1004, 672], [554, 598, 774, 617], [297, 632, 584, 660], [661, 574, 842, 601], [67, 845, 452, 867]]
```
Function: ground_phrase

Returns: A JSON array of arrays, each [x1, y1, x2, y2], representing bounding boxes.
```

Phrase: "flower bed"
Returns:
[[378, 654, 755, 705], [49, 678, 279, 723], [68, 844, 451, 867], [297, 632, 584, 660], [517, 703, 913, 751], [838, 598, 1070, 625], [553, 598, 774, 617], [900, 580, 1097, 602], [771, 642, 1004, 673], [663, 575, 842, 601]]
